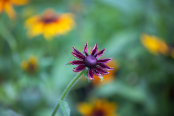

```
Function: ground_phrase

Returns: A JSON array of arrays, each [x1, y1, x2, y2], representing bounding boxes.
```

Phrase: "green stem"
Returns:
[[51, 70, 84, 116]]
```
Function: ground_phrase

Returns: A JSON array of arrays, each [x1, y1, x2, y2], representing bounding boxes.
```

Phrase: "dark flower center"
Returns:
[[93, 110, 105, 116], [41, 17, 58, 23], [84, 55, 97, 68], [28, 63, 37, 73]]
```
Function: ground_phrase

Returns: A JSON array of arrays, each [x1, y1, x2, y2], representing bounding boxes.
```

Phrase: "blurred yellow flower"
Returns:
[[141, 34, 169, 55], [25, 9, 75, 40], [21, 55, 38, 74], [0, 0, 28, 19], [92, 59, 118, 86], [77, 99, 118, 116]]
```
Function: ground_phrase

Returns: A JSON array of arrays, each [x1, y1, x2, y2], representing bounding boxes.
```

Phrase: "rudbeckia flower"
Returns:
[[70, 42, 113, 80], [25, 9, 75, 40], [0, 0, 28, 19], [77, 99, 118, 116], [21, 55, 38, 74], [141, 34, 169, 55], [92, 59, 118, 86]]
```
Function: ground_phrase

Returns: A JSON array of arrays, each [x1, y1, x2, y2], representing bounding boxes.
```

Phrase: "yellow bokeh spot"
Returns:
[[21, 55, 38, 74], [21, 60, 28, 71], [141, 34, 169, 55]]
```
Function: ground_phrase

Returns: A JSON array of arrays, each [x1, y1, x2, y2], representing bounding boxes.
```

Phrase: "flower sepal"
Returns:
[[84, 68, 91, 82], [98, 76, 103, 81], [65, 62, 72, 65]]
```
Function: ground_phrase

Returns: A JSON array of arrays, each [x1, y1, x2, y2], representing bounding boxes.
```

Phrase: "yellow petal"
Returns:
[[104, 102, 117, 114], [25, 15, 39, 28], [157, 39, 169, 55], [56, 25, 70, 35], [11, 0, 28, 5], [77, 103, 93, 115], [55, 13, 75, 35], [4, 2, 16, 19], [95, 99, 102, 109], [108, 114, 119, 116], [29, 55, 37, 65], [27, 22, 44, 38], [43, 23, 57, 40], [55, 24, 67, 35], [141, 34, 159, 55]]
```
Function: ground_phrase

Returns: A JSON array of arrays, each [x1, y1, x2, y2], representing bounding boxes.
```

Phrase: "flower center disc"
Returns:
[[84, 55, 97, 68]]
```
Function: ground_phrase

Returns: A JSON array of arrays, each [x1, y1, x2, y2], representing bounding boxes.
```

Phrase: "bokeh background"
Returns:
[[0, 0, 174, 116]]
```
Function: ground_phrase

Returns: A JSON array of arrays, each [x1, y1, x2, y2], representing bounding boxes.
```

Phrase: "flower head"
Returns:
[[77, 99, 118, 116], [25, 9, 75, 40], [21, 55, 38, 74], [141, 34, 169, 55], [70, 42, 113, 80], [0, 0, 28, 19]]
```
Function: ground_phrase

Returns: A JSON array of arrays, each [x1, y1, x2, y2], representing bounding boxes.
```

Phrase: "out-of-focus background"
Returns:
[[0, 0, 174, 116]]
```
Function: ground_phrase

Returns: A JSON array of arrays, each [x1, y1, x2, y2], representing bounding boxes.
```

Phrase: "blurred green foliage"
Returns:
[[0, 0, 174, 116]]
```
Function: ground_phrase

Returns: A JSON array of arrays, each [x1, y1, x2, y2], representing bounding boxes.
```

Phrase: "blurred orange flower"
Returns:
[[92, 59, 118, 86], [21, 55, 38, 74], [141, 34, 169, 55], [77, 99, 118, 116], [25, 9, 75, 40], [0, 0, 28, 19]]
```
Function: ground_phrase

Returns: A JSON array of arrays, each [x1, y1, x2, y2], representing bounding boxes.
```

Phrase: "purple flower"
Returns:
[[70, 42, 113, 80]]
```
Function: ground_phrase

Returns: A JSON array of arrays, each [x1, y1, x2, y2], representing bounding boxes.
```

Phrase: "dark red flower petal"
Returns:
[[93, 69, 101, 76], [70, 60, 84, 65], [72, 52, 85, 60], [97, 58, 112, 63], [84, 42, 88, 56], [95, 49, 105, 59], [72, 46, 85, 57], [73, 65, 86, 72], [88, 69, 94, 80], [91, 43, 98, 55], [97, 63, 113, 70], [95, 66, 109, 75]]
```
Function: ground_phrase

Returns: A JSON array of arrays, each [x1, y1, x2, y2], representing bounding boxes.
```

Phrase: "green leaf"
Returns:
[[58, 100, 70, 116]]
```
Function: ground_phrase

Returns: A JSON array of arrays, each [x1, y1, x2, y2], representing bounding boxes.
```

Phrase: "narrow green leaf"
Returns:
[[58, 100, 70, 116]]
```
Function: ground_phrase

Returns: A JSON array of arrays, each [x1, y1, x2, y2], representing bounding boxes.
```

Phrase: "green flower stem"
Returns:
[[51, 70, 84, 116]]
